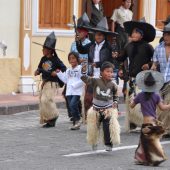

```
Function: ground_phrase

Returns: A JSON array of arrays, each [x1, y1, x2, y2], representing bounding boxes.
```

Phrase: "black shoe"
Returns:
[[163, 133, 170, 138], [42, 123, 53, 128], [130, 123, 137, 130]]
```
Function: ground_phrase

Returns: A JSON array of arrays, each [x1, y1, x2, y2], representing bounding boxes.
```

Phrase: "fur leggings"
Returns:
[[86, 107, 120, 146]]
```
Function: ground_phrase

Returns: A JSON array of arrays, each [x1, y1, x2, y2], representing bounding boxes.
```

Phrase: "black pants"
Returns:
[[99, 112, 112, 146]]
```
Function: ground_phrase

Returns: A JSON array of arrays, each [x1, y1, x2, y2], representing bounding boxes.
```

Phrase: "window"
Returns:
[[156, 0, 170, 29], [32, 0, 78, 36], [39, 0, 73, 29]]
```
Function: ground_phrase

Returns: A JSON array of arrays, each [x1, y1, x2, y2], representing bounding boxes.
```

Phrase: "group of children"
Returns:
[[34, 1, 170, 166]]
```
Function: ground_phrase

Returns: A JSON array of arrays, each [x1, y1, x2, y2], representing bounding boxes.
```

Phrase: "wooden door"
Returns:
[[156, 0, 170, 28]]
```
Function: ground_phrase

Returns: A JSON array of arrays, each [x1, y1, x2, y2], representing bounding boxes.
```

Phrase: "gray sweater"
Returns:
[[81, 75, 118, 108]]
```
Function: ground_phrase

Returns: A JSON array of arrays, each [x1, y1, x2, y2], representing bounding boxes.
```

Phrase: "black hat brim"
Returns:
[[32, 42, 64, 52], [124, 21, 156, 42], [83, 25, 118, 36]]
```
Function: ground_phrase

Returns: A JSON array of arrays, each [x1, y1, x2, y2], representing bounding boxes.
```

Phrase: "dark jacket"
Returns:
[[37, 54, 66, 85], [117, 40, 154, 77], [90, 3, 104, 27], [76, 40, 114, 68]]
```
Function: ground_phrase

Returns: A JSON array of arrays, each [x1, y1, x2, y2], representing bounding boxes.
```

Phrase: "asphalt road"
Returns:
[[0, 105, 169, 170]]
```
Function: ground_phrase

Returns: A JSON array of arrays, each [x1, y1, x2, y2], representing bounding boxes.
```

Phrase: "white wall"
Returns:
[[0, 0, 20, 57]]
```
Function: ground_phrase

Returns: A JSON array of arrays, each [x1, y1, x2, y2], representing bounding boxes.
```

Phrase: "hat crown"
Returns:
[[163, 15, 170, 24], [43, 32, 56, 49], [96, 17, 109, 31], [139, 17, 146, 23], [144, 72, 155, 87], [163, 22, 170, 32], [77, 12, 90, 27]]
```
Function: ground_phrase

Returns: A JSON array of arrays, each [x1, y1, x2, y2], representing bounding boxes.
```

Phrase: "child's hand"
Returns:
[[112, 51, 118, 58], [51, 71, 57, 77], [81, 64, 87, 73], [112, 102, 118, 109], [34, 70, 40, 76]]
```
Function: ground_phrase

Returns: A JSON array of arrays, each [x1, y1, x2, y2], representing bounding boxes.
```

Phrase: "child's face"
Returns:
[[42, 47, 52, 57], [163, 32, 170, 46], [131, 29, 143, 42], [68, 54, 78, 68], [77, 30, 86, 40], [101, 68, 113, 81], [95, 32, 105, 44], [123, 0, 132, 9], [92, 0, 101, 4]]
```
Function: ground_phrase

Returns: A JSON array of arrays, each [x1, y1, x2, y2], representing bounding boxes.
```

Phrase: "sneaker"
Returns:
[[105, 145, 112, 152], [70, 121, 81, 130], [92, 144, 97, 151]]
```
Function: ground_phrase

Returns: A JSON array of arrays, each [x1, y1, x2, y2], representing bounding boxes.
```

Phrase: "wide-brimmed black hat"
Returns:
[[123, 18, 156, 42], [77, 12, 90, 29], [162, 22, 170, 33], [33, 32, 56, 50], [84, 17, 118, 36], [162, 15, 170, 24], [136, 70, 164, 92]]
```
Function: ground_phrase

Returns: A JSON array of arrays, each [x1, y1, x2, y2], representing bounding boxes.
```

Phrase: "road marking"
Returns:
[[63, 141, 170, 157]]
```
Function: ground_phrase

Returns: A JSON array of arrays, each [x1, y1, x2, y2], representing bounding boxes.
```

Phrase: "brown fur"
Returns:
[[135, 124, 167, 166], [125, 86, 143, 132], [157, 82, 170, 135]]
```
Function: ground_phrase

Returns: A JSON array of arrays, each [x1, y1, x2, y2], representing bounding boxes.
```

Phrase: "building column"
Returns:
[[19, 0, 36, 93]]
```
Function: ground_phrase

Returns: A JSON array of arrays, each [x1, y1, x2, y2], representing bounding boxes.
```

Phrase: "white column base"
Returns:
[[19, 76, 37, 93]]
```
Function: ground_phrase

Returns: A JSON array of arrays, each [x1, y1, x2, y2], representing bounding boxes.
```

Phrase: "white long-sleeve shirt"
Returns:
[[57, 65, 83, 96]]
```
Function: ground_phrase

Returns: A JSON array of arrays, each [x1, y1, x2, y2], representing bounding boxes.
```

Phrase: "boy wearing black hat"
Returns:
[[76, 17, 118, 116], [113, 19, 156, 131], [34, 32, 66, 128]]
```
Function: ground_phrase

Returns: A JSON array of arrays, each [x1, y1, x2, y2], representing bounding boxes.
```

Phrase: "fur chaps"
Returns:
[[135, 123, 167, 166], [39, 82, 59, 124], [125, 86, 143, 132], [86, 107, 120, 146], [157, 82, 170, 134]]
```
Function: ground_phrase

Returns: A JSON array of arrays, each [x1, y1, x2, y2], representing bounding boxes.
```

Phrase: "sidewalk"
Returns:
[[0, 89, 65, 115], [0, 87, 124, 115]]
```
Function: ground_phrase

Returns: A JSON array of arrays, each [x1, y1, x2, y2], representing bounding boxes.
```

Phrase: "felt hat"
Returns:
[[33, 32, 56, 50], [84, 17, 118, 36], [162, 15, 170, 25], [162, 22, 170, 33], [123, 17, 156, 42], [136, 70, 164, 92], [77, 12, 90, 29]]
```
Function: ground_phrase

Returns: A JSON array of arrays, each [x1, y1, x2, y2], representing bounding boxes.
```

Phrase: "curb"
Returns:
[[0, 102, 66, 115], [0, 96, 125, 115]]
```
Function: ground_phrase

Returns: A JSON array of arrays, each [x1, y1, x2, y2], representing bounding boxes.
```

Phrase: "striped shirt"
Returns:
[[153, 41, 170, 82]]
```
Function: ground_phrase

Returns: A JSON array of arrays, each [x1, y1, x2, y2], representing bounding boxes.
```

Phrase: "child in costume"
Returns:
[[57, 52, 83, 130], [81, 61, 120, 151], [130, 70, 170, 166], [34, 32, 66, 128]]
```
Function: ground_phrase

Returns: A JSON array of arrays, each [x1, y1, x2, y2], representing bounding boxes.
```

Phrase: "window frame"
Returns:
[[143, 0, 162, 38], [32, 0, 78, 36]]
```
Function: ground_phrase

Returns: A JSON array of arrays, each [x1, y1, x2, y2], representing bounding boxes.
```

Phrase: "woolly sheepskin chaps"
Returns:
[[86, 107, 120, 146]]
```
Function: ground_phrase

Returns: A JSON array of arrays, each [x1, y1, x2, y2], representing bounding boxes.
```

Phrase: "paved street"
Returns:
[[0, 105, 169, 170]]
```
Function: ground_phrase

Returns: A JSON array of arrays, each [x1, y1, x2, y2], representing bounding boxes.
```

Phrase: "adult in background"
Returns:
[[151, 23, 170, 138], [111, 0, 133, 50], [82, 0, 104, 27], [34, 32, 66, 128]]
